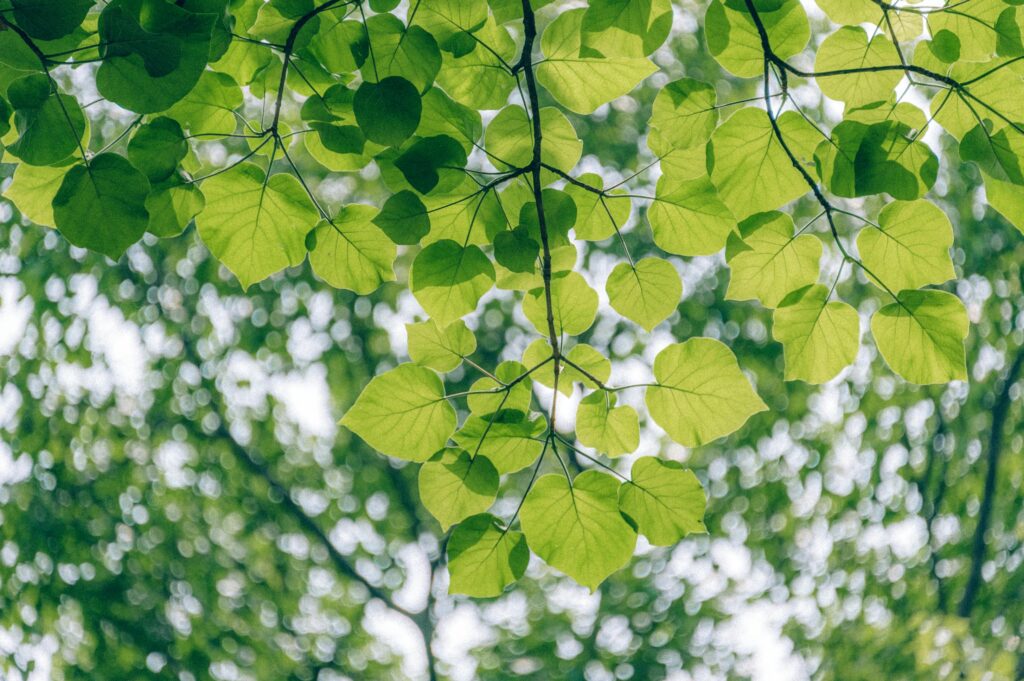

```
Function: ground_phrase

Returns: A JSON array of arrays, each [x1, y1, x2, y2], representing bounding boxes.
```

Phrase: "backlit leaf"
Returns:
[[411, 240, 495, 325], [772, 284, 860, 383], [520, 471, 637, 591], [646, 338, 767, 447], [196, 163, 319, 289], [619, 457, 706, 545], [447, 514, 529, 598], [341, 364, 456, 461], [308, 204, 396, 294], [871, 290, 969, 384], [419, 449, 498, 530], [53, 154, 151, 260], [606, 258, 682, 330], [857, 200, 956, 292], [725, 211, 821, 308]]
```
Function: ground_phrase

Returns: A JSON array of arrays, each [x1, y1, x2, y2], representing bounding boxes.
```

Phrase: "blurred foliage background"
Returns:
[[2, 1, 1023, 679]]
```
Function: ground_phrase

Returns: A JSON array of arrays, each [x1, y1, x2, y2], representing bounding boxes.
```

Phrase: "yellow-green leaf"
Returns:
[[646, 338, 767, 447]]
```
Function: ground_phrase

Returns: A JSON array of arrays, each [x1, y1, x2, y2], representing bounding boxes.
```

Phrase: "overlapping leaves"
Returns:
[[1, 0, 1018, 595]]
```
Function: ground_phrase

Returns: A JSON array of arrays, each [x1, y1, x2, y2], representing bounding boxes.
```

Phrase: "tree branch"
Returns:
[[518, 0, 560, 363], [743, 0, 904, 304], [958, 346, 1024, 617], [172, 327, 442, 679]]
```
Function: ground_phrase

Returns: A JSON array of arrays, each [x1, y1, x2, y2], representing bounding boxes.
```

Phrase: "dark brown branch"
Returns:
[[921, 392, 951, 612], [518, 0, 561, 365], [270, 0, 347, 132], [958, 347, 1024, 617]]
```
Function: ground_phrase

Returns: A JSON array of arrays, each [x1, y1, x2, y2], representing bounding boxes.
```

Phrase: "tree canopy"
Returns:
[[1, 0, 1024, 679]]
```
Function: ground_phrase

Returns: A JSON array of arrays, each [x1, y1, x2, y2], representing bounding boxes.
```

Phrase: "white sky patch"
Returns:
[[434, 604, 497, 681], [392, 543, 432, 615], [0, 279, 31, 357], [270, 363, 336, 439], [362, 601, 431, 681], [86, 297, 147, 397], [720, 602, 811, 681]]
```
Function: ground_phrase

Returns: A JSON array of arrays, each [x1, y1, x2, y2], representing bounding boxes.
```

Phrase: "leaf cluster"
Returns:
[[1, 0, 1022, 594]]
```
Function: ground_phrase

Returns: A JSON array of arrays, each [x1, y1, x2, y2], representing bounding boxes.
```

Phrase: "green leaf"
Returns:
[[520, 471, 637, 590], [565, 175, 631, 241], [646, 338, 767, 447], [307, 13, 367, 74], [96, 0, 217, 113], [10, 0, 93, 40], [772, 284, 860, 383], [394, 135, 468, 194], [928, 3, 1002, 61], [249, 0, 313, 43], [845, 99, 928, 130], [353, 76, 422, 147], [494, 226, 540, 274], [165, 71, 243, 135], [340, 363, 456, 461], [709, 107, 818, 220], [960, 121, 1024, 185], [308, 205, 396, 294], [373, 191, 431, 245], [407, 319, 476, 372], [523, 271, 598, 337], [930, 30, 962, 63], [447, 514, 529, 598], [145, 180, 205, 238], [725, 211, 822, 308], [6, 74, 86, 166], [485, 105, 582, 172], [52, 154, 150, 260], [816, 120, 938, 200], [466, 361, 533, 416], [195, 163, 319, 289], [309, 123, 366, 159], [606, 258, 682, 331], [562, 344, 611, 390], [410, 240, 495, 325], [870, 290, 969, 384], [4, 162, 65, 227], [705, 0, 809, 78], [518, 189, 577, 247], [647, 77, 718, 156], [127, 117, 188, 183], [814, 27, 902, 106], [417, 88, 483, 153], [648, 176, 735, 256], [362, 16, 442, 92], [436, 16, 516, 109], [419, 449, 498, 530], [581, 0, 672, 57], [814, 0, 882, 25], [453, 411, 546, 475], [536, 8, 657, 114], [985, 173, 1024, 235], [575, 391, 639, 457], [619, 457, 706, 545], [658, 143, 708, 183], [857, 200, 956, 293], [416, 0, 488, 42], [0, 95, 9, 139]]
